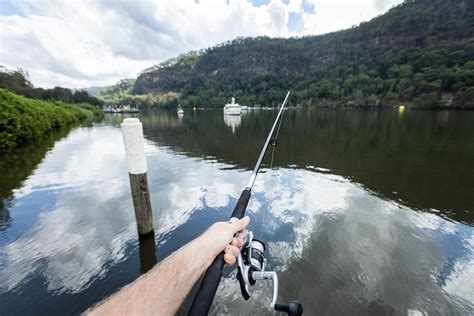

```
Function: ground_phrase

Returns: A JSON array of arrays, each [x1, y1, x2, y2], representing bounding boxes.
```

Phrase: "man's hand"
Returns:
[[198, 216, 250, 266], [87, 217, 251, 315]]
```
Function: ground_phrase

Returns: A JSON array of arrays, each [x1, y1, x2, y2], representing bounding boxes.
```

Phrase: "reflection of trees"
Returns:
[[0, 208, 10, 230], [140, 109, 474, 223], [141, 109, 282, 168], [103, 113, 140, 127], [0, 128, 70, 229]]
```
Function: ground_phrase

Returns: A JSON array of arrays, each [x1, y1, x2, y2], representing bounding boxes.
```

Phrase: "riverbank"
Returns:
[[0, 89, 102, 153]]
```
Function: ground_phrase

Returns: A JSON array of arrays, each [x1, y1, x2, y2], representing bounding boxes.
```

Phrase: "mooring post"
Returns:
[[121, 118, 154, 236]]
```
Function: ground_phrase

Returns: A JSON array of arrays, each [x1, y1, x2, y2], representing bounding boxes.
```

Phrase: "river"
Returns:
[[0, 109, 473, 315]]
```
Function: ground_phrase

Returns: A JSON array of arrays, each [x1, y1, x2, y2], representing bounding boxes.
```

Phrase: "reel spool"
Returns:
[[236, 231, 303, 316]]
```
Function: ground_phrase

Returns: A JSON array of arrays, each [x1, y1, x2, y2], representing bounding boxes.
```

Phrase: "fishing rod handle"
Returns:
[[188, 189, 252, 315], [230, 189, 251, 219], [188, 253, 225, 316]]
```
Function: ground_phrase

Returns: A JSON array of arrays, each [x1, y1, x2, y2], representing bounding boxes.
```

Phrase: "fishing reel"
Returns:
[[236, 231, 303, 316]]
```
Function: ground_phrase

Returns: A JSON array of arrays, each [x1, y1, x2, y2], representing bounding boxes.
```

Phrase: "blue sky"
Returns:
[[0, 0, 403, 88], [0, 0, 23, 16]]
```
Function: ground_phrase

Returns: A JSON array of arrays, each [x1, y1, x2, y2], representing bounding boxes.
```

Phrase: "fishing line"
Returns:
[[188, 92, 303, 316], [259, 106, 286, 240], [269, 108, 285, 168]]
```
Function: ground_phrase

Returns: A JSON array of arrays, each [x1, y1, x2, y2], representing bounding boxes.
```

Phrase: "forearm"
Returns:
[[87, 236, 214, 316], [86, 217, 249, 315]]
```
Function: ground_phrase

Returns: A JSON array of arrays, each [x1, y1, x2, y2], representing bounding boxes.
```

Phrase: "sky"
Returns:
[[0, 0, 403, 89]]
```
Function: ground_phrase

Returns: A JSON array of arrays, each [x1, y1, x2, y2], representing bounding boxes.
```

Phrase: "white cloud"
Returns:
[[0, 0, 403, 88], [302, 0, 402, 35]]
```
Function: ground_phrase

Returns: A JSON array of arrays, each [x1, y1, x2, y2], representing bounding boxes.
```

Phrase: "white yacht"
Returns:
[[223, 97, 242, 115]]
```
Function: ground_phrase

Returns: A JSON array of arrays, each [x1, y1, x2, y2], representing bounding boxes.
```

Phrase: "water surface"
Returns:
[[0, 109, 473, 315]]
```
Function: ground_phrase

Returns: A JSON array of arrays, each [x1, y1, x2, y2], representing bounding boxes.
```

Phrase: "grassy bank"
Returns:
[[0, 89, 102, 152]]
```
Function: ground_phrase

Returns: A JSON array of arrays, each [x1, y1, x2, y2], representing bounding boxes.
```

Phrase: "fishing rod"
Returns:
[[188, 91, 303, 316]]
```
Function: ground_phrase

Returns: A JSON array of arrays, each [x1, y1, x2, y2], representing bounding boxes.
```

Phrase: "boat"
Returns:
[[121, 105, 139, 113], [241, 105, 248, 111], [177, 107, 184, 115], [223, 97, 242, 115], [102, 105, 139, 113], [189, 92, 303, 315], [102, 106, 114, 113]]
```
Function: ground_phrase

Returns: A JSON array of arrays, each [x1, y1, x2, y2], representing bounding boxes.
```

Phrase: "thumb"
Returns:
[[230, 216, 250, 233]]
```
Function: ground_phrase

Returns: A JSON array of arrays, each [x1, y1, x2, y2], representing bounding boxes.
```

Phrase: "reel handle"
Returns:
[[274, 301, 304, 316]]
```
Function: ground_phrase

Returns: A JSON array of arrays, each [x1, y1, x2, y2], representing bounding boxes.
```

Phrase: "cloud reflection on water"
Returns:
[[0, 125, 249, 295], [0, 127, 136, 294], [0, 124, 472, 315], [211, 169, 473, 315]]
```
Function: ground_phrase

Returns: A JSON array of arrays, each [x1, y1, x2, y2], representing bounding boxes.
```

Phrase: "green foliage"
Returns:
[[132, 0, 474, 108], [98, 78, 179, 108], [0, 89, 101, 152], [77, 103, 102, 118], [140, 51, 201, 74], [99, 78, 135, 97], [0, 67, 103, 107], [80, 86, 105, 96]]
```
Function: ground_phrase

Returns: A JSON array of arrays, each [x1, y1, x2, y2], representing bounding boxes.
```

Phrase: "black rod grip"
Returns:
[[188, 253, 225, 316], [188, 189, 251, 315], [231, 189, 251, 219]]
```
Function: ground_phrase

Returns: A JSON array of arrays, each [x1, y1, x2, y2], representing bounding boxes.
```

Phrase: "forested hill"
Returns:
[[131, 0, 473, 108]]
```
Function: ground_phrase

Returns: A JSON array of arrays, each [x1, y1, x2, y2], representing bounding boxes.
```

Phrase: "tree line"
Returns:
[[0, 67, 103, 107], [131, 0, 473, 109]]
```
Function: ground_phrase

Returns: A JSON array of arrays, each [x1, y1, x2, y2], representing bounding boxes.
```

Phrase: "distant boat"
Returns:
[[119, 105, 139, 113], [177, 107, 184, 114], [241, 105, 248, 111], [103, 105, 139, 113], [223, 97, 242, 115], [103, 106, 114, 113]]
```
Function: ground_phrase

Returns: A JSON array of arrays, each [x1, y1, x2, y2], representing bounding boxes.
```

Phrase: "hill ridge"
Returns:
[[104, 0, 474, 108]]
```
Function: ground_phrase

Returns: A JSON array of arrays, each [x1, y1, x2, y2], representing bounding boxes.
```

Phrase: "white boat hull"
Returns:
[[223, 97, 242, 115], [223, 106, 242, 115]]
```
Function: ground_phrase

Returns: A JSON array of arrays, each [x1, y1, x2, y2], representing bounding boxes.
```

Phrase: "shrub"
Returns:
[[0, 89, 101, 152]]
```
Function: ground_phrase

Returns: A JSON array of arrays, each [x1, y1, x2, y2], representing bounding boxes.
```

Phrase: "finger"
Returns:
[[231, 237, 243, 248], [225, 245, 240, 258], [230, 216, 250, 233], [224, 253, 236, 266]]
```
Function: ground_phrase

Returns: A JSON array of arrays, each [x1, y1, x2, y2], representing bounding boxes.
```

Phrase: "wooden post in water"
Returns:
[[121, 118, 154, 236]]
